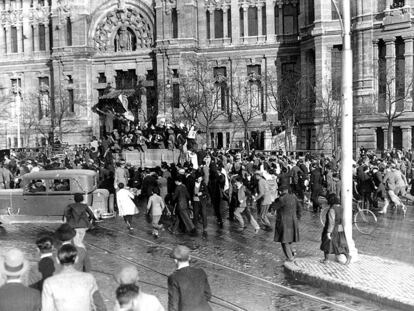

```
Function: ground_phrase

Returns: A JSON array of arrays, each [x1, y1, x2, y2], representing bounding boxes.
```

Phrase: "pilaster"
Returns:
[[385, 39, 396, 104], [265, 0, 275, 42], [242, 4, 248, 38], [208, 8, 215, 39], [230, 0, 239, 44], [402, 126, 412, 150], [403, 37, 413, 111]]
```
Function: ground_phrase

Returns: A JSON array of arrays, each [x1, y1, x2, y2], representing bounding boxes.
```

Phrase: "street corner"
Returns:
[[284, 254, 414, 311]]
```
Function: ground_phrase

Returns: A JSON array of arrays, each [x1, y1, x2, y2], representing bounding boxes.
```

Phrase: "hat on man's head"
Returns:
[[0, 248, 29, 277], [116, 265, 140, 285], [171, 245, 190, 261], [55, 223, 76, 242]]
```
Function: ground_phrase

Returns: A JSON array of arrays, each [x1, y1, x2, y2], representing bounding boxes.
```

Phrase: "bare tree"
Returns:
[[266, 69, 305, 151], [230, 74, 264, 150], [368, 58, 414, 148], [178, 55, 228, 147]]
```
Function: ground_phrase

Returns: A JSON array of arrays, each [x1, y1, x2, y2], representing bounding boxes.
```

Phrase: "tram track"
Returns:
[[96, 223, 357, 311], [86, 240, 248, 311]]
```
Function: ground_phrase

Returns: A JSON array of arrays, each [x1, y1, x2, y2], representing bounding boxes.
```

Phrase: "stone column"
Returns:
[[223, 5, 229, 39], [45, 23, 50, 52], [257, 3, 263, 37], [372, 40, 379, 111], [402, 126, 412, 150], [33, 24, 39, 51], [243, 4, 248, 38], [265, 0, 275, 42], [208, 8, 215, 40], [385, 39, 395, 108], [5, 26, 11, 54], [383, 127, 389, 150], [403, 37, 413, 111], [230, 0, 239, 44], [0, 26, 4, 55], [17, 25, 22, 53], [278, 4, 283, 35]]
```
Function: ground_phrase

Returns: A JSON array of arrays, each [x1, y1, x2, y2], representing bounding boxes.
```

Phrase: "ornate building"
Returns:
[[0, 0, 414, 152]]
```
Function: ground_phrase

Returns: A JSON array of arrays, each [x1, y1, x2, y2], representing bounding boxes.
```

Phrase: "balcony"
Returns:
[[383, 4, 411, 30]]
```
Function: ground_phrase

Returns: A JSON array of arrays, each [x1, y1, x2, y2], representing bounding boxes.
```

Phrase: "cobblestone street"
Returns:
[[0, 201, 411, 310]]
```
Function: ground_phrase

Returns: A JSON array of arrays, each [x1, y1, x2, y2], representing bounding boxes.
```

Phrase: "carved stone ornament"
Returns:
[[0, 8, 23, 26], [164, 0, 177, 15], [28, 6, 51, 24], [204, 0, 231, 10], [93, 7, 153, 53]]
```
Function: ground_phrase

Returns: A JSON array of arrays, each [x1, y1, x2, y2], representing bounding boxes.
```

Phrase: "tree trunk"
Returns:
[[388, 122, 393, 149], [244, 125, 249, 152], [206, 127, 211, 148]]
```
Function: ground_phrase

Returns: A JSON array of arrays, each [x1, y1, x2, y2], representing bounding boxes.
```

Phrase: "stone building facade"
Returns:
[[0, 0, 413, 152]]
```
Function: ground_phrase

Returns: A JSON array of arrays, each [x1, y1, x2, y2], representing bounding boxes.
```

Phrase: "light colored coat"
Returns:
[[116, 188, 138, 216]]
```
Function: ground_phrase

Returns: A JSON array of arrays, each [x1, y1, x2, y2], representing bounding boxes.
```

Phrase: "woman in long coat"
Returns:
[[320, 194, 351, 264], [116, 183, 138, 230], [273, 186, 302, 261]]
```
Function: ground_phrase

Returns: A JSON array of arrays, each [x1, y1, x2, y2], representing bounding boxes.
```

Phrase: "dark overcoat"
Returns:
[[273, 193, 302, 243]]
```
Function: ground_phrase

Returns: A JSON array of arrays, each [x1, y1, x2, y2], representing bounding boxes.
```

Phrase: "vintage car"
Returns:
[[0, 170, 113, 224]]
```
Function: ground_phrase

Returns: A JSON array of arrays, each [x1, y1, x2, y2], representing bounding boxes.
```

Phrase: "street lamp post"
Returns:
[[332, 0, 358, 262]]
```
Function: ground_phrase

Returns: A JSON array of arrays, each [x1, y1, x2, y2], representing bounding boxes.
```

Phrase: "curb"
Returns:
[[284, 259, 414, 311]]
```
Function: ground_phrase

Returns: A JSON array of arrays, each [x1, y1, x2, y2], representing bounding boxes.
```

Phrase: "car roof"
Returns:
[[22, 169, 97, 180]]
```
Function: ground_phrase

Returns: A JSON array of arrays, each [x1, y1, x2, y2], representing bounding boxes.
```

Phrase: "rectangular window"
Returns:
[[39, 76, 49, 90], [275, 5, 279, 34], [331, 45, 342, 100], [66, 17, 72, 46], [239, 8, 244, 37], [283, 4, 297, 34], [172, 8, 178, 38], [31, 25, 35, 51], [262, 5, 267, 35], [11, 26, 18, 53], [39, 24, 46, 51], [206, 11, 211, 39], [332, 0, 342, 20], [213, 66, 227, 78], [172, 83, 180, 108], [227, 10, 231, 38], [248, 7, 258, 36], [308, 0, 315, 24], [51, 179, 70, 192], [115, 69, 137, 89], [3, 27, 6, 53], [214, 9, 224, 39], [68, 89, 74, 113], [378, 40, 386, 112], [392, 0, 405, 9], [395, 38, 405, 112], [11, 78, 22, 89], [98, 73, 106, 84], [247, 64, 261, 76]]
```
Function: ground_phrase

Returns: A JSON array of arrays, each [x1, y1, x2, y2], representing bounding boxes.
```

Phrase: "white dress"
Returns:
[[116, 188, 138, 216]]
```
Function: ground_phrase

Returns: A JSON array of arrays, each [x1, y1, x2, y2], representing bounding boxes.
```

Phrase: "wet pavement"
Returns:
[[0, 199, 412, 311]]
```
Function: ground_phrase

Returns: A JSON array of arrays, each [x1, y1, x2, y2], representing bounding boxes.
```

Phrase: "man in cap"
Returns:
[[0, 248, 41, 311], [168, 245, 212, 311], [114, 265, 164, 311]]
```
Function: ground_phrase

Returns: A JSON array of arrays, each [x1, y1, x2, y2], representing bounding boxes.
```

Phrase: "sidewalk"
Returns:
[[284, 254, 414, 311]]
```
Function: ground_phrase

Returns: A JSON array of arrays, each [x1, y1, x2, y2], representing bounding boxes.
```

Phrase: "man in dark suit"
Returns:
[[168, 245, 212, 311], [0, 248, 41, 311]]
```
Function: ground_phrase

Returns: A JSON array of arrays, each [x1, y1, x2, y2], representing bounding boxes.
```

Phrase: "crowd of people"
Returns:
[[1, 124, 414, 309], [0, 224, 211, 311]]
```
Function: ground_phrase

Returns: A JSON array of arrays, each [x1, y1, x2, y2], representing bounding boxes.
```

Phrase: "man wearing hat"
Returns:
[[168, 245, 212, 311], [0, 248, 41, 311], [273, 186, 302, 262]]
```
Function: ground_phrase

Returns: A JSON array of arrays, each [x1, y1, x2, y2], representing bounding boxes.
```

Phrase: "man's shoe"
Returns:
[[254, 228, 260, 234], [202, 231, 208, 239]]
